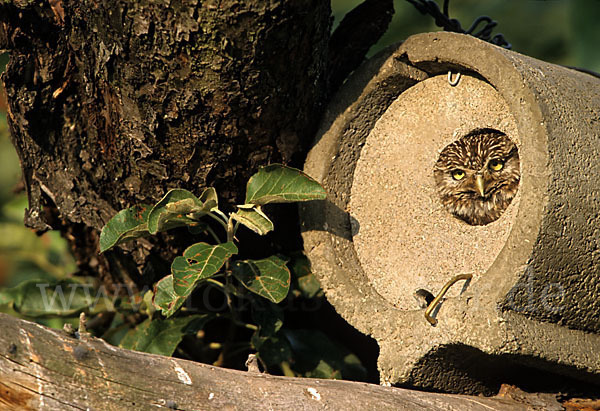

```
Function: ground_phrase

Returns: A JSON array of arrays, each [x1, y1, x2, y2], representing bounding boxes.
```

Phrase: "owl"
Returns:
[[433, 129, 520, 225]]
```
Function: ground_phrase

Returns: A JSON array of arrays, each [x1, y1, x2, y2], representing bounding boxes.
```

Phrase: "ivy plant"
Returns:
[[100, 164, 325, 315], [99, 164, 337, 364]]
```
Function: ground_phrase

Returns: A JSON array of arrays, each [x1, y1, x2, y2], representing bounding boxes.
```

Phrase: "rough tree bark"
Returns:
[[2, 0, 336, 289], [0, 0, 396, 284]]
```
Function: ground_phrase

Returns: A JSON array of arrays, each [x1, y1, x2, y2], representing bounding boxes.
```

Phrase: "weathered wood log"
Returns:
[[0, 313, 562, 410]]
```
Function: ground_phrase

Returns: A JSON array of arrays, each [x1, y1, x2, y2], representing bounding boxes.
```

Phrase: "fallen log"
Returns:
[[0, 313, 561, 410]]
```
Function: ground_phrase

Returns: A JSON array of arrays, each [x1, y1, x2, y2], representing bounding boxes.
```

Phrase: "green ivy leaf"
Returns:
[[243, 164, 326, 206], [119, 315, 211, 356], [252, 299, 284, 339], [289, 252, 322, 299], [283, 329, 367, 381], [232, 255, 290, 303], [256, 334, 293, 368], [147, 188, 218, 234], [0, 279, 113, 317], [152, 275, 188, 318], [187, 220, 210, 235], [231, 207, 274, 235], [99, 204, 152, 252], [171, 242, 237, 296]]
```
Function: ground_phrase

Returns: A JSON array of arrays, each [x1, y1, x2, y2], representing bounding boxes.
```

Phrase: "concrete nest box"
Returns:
[[300, 32, 600, 393]]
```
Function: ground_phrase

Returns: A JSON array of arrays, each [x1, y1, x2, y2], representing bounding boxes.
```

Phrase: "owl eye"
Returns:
[[489, 159, 504, 171], [451, 169, 465, 180]]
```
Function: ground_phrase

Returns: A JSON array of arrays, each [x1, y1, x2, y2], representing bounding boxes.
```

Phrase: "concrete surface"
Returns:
[[300, 32, 600, 393], [350, 74, 519, 310]]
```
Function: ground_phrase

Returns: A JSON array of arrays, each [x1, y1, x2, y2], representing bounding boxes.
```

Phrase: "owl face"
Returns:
[[434, 130, 520, 225]]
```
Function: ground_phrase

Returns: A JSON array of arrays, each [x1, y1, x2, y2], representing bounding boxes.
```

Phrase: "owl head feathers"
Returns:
[[434, 129, 520, 225]]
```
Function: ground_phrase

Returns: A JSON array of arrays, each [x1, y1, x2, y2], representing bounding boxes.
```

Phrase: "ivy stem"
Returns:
[[205, 278, 225, 289], [212, 208, 230, 225], [224, 275, 234, 314], [226, 215, 235, 243], [223, 215, 235, 310], [220, 216, 235, 317], [212, 216, 241, 367]]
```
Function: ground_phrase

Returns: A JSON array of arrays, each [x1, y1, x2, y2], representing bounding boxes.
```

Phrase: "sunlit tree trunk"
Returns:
[[0, 0, 396, 398], [1, 0, 331, 288]]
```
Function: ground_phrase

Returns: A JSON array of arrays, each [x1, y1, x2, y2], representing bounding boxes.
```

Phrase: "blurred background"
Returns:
[[0, 0, 598, 309], [333, 0, 600, 70]]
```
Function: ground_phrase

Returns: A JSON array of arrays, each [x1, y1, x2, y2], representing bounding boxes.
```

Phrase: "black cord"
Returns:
[[405, 0, 512, 49], [405, 0, 600, 79]]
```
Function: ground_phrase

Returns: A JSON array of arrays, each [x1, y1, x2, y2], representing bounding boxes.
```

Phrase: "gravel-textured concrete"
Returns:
[[350, 74, 519, 310], [300, 32, 600, 393]]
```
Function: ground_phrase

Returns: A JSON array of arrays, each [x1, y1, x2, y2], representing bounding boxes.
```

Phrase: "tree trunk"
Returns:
[[1, 0, 331, 287], [0, 313, 563, 410], [0, 0, 438, 406]]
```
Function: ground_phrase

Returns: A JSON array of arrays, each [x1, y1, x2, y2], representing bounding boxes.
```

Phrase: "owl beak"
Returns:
[[475, 175, 486, 197]]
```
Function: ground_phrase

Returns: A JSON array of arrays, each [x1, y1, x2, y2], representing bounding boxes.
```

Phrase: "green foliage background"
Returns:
[[333, 0, 600, 73]]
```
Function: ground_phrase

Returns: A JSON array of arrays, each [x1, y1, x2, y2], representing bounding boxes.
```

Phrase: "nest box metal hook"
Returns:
[[425, 273, 472, 325], [448, 70, 461, 86]]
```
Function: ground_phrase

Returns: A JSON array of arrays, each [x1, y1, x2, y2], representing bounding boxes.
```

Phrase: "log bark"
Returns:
[[0, 313, 563, 410]]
